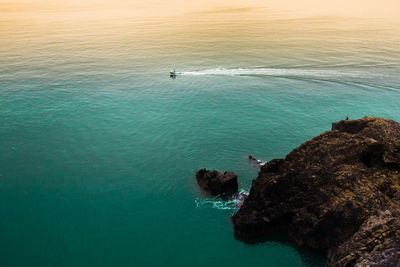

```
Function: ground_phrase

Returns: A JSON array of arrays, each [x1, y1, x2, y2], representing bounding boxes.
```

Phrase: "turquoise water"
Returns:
[[1, 5, 400, 266]]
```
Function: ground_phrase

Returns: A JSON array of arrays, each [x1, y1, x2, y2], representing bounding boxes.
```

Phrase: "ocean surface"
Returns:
[[1, 2, 400, 266]]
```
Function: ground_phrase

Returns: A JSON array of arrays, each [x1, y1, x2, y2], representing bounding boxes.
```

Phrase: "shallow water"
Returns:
[[1, 2, 400, 266]]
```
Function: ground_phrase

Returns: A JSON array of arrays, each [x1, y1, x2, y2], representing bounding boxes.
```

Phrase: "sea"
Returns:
[[1, 2, 400, 266]]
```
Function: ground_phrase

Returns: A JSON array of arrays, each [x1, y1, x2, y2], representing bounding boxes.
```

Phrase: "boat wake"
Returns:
[[181, 67, 366, 78], [178, 67, 400, 92]]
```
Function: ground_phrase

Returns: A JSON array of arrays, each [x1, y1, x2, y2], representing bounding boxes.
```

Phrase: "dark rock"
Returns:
[[232, 117, 400, 266], [327, 210, 400, 266], [195, 169, 238, 196]]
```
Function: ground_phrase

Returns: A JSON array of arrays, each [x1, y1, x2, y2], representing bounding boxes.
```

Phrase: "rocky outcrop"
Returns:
[[196, 169, 238, 196], [327, 210, 400, 266], [232, 117, 400, 266]]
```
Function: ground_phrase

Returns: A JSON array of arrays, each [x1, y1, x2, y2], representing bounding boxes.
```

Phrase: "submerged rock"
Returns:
[[232, 117, 400, 266], [248, 155, 266, 166], [196, 169, 238, 196]]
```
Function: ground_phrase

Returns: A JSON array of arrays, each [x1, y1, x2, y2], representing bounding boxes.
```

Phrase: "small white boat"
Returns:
[[170, 72, 182, 75], [170, 69, 182, 75]]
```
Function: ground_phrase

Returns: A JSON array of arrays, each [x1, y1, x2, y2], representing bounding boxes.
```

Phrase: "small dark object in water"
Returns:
[[248, 155, 266, 166]]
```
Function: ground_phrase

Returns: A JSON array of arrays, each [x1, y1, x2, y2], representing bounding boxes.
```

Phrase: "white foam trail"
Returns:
[[195, 189, 248, 211], [182, 67, 365, 78]]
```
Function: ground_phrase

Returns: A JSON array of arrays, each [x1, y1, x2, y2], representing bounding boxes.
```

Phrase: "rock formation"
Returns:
[[196, 169, 238, 196], [232, 117, 400, 266]]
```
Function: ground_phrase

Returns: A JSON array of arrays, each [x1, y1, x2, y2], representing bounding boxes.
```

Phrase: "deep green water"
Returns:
[[1, 5, 400, 266]]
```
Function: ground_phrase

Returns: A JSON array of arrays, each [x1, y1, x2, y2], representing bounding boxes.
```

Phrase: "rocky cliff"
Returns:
[[232, 117, 400, 266]]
